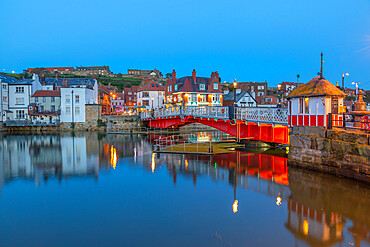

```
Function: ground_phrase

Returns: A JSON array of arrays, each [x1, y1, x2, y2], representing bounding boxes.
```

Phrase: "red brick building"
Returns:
[[164, 69, 223, 107], [123, 86, 138, 109], [232, 81, 267, 104]]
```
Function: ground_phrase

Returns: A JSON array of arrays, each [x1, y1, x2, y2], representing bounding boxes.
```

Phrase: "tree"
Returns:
[[297, 74, 300, 84]]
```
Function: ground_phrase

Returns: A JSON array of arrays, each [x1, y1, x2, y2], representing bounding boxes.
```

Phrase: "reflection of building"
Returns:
[[285, 199, 344, 246], [0, 134, 100, 193]]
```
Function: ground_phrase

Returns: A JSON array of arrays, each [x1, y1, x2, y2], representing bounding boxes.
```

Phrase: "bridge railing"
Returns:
[[183, 106, 229, 119], [236, 107, 288, 124]]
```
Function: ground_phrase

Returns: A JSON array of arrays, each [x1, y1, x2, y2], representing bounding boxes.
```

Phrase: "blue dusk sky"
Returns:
[[0, 0, 369, 88]]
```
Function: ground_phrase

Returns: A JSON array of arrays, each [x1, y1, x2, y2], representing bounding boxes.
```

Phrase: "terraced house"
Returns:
[[164, 69, 223, 107]]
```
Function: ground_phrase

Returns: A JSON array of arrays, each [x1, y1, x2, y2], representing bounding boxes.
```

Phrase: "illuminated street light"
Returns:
[[342, 73, 349, 89], [233, 79, 237, 105], [352, 81, 361, 95]]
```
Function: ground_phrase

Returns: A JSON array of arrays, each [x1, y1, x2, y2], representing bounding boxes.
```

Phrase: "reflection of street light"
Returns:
[[276, 195, 282, 205], [151, 153, 156, 173], [342, 73, 349, 89], [232, 200, 238, 213]]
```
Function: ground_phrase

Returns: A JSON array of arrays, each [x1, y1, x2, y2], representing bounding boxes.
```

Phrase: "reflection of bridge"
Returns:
[[141, 106, 290, 144]]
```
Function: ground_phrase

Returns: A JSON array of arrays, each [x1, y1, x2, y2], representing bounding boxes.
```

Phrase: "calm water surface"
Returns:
[[0, 132, 369, 247]]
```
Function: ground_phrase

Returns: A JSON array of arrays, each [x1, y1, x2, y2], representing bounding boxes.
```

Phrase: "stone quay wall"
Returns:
[[289, 126, 370, 183]]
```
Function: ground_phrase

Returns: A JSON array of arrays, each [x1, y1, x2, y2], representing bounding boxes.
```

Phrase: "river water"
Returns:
[[0, 132, 368, 247]]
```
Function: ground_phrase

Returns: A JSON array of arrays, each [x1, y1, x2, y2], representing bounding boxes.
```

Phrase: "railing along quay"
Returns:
[[141, 106, 289, 125]]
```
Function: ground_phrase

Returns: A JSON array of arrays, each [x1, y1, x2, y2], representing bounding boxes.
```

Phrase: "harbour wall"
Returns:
[[288, 126, 370, 183]]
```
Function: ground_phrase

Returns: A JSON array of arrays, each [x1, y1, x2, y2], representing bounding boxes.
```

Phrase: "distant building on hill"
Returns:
[[127, 69, 163, 79], [74, 66, 113, 76], [26, 67, 74, 74]]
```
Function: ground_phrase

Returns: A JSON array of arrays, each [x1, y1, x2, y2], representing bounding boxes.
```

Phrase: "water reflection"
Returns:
[[0, 133, 368, 247]]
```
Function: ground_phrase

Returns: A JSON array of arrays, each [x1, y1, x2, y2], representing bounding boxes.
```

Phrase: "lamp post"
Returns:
[[233, 79, 237, 105], [342, 73, 349, 90], [151, 96, 154, 109], [352, 81, 361, 95]]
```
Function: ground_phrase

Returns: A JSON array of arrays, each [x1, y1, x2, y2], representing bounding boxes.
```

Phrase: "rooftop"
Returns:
[[0, 74, 18, 83], [288, 77, 346, 99], [32, 90, 61, 97]]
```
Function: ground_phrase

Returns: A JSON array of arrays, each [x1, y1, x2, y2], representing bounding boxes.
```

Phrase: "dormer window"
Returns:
[[174, 84, 178, 91], [213, 83, 218, 90], [199, 84, 205, 90]]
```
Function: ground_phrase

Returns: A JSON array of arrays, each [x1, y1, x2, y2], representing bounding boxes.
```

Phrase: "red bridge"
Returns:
[[141, 106, 290, 145]]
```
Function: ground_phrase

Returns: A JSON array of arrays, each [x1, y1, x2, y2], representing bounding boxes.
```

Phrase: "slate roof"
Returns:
[[32, 90, 61, 97], [44, 78, 96, 87], [174, 76, 220, 93], [288, 76, 346, 99], [138, 80, 165, 92], [223, 91, 255, 102], [0, 74, 18, 83], [9, 79, 34, 85]]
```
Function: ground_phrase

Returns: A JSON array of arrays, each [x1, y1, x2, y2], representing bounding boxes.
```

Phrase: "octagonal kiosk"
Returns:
[[287, 76, 346, 127]]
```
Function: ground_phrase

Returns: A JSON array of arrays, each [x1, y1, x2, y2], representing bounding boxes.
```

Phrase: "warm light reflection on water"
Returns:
[[0, 133, 368, 247]]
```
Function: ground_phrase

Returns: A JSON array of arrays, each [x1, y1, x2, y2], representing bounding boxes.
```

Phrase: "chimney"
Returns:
[[192, 69, 196, 83], [41, 73, 45, 86], [172, 69, 176, 83]]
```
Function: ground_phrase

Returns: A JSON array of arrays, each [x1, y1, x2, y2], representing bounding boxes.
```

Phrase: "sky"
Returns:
[[0, 0, 369, 88]]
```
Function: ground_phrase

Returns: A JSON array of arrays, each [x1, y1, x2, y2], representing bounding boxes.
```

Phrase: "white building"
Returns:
[[7, 74, 42, 121], [137, 80, 165, 110], [60, 87, 97, 123], [223, 89, 257, 107], [288, 76, 346, 127], [0, 75, 17, 122]]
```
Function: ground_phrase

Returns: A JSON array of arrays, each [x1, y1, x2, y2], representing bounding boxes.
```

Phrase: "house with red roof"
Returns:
[[137, 79, 165, 111], [164, 69, 223, 107], [28, 90, 61, 124]]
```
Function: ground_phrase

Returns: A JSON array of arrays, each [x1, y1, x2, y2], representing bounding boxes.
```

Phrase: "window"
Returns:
[[75, 107, 80, 115], [43, 97, 46, 103], [35, 97, 39, 103], [199, 95, 206, 102], [51, 97, 55, 102], [305, 98, 309, 114], [75, 95, 80, 103], [2, 84, 7, 89], [66, 95, 70, 104], [16, 110, 25, 119], [199, 84, 205, 90], [40, 106, 44, 112], [129, 97, 131, 100], [51, 105, 55, 111], [258, 92, 264, 96], [143, 100, 149, 106], [213, 83, 218, 90], [174, 84, 178, 91], [142, 92, 149, 97], [3, 97, 7, 102], [191, 94, 197, 102], [16, 98, 24, 105], [258, 86, 264, 90], [299, 98, 304, 114], [167, 85, 172, 92], [66, 107, 71, 115], [212, 94, 220, 102], [128, 92, 132, 95], [15, 87, 24, 93]]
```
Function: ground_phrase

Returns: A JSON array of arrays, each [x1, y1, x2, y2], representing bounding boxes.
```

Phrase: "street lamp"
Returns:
[[342, 73, 349, 89], [352, 81, 361, 95], [151, 96, 154, 109], [233, 79, 237, 105]]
